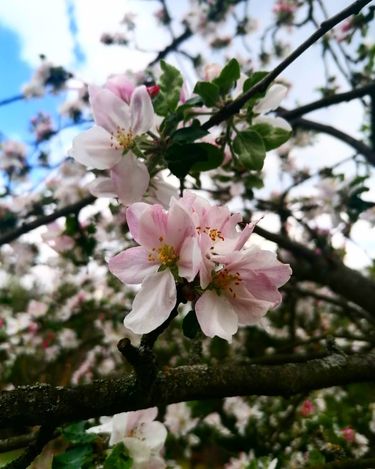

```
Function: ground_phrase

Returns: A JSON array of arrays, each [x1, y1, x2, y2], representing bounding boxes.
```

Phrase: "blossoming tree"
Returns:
[[0, 0, 375, 467]]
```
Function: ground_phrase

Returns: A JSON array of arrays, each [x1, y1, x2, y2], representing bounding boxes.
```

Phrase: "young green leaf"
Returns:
[[153, 61, 183, 116], [104, 443, 133, 469], [213, 58, 241, 95], [193, 81, 220, 106], [251, 122, 291, 150], [233, 130, 266, 171]]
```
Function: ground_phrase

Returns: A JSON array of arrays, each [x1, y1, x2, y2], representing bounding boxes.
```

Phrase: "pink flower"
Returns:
[[300, 399, 315, 417], [176, 192, 255, 288], [71, 85, 153, 170], [109, 202, 199, 333], [195, 247, 292, 341], [104, 74, 136, 104], [70, 85, 154, 204], [42, 222, 75, 253], [341, 426, 355, 443]]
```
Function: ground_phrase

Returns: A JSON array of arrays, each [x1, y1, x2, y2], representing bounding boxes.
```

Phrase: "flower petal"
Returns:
[[253, 84, 288, 114], [178, 236, 202, 282], [137, 421, 167, 451], [130, 85, 155, 134], [108, 246, 158, 284], [124, 270, 177, 334], [87, 177, 116, 198], [70, 126, 121, 170], [90, 88, 130, 133], [195, 291, 238, 342], [111, 154, 150, 205], [253, 114, 292, 132], [136, 204, 168, 249], [229, 285, 273, 326]]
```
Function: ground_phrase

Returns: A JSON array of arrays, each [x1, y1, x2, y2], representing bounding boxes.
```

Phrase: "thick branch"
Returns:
[[202, 0, 372, 130], [0, 351, 374, 428], [254, 225, 375, 317], [280, 82, 375, 120], [0, 195, 96, 246]]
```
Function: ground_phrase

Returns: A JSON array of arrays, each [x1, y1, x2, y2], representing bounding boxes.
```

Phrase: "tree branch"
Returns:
[[0, 195, 96, 246], [292, 117, 375, 166], [0, 351, 374, 428], [279, 82, 375, 120], [254, 225, 375, 317], [201, 0, 372, 130]]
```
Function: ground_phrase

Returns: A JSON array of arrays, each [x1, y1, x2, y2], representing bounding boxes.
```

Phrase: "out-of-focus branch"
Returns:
[[0, 351, 374, 428], [148, 27, 192, 67], [291, 117, 375, 166], [0, 195, 96, 246], [279, 83, 375, 120], [254, 225, 375, 317], [202, 0, 372, 130]]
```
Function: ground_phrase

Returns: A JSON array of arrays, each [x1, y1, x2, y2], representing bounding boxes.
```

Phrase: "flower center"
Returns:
[[196, 226, 225, 242], [211, 269, 242, 298], [148, 237, 178, 267], [110, 127, 135, 152]]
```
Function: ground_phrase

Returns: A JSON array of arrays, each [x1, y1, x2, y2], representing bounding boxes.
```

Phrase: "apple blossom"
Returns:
[[87, 407, 167, 469], [70, 84, 154, 204], [195, 247, 292, 342], [109, 201, 199, 333]]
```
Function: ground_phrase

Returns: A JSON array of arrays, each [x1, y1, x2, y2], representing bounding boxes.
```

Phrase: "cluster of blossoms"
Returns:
[[109, 192, 291, 342], [22, 56, 72, 98], [0, 139, 27, 172], [70, 75, 175, 208]]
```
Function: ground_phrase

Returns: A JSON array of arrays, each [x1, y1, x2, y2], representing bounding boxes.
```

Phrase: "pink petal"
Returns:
[[195, 291, 238, 342], [229, 285, 273, 326], [108, 246, 158, 284], [178, 236, 202, 282], [105, 75, 135, 104], [111, 154, 150, 205], [130, 85, 154, 134], [87, 177, 116, 198], [71, 126, 121, 170], [126, 202, 152, 242], [242, 271, 282, 304], [90, 88, 130, 133], [124, 270, 177, 334], [166, 202, 195, 251], [137, 204, 168, 249]]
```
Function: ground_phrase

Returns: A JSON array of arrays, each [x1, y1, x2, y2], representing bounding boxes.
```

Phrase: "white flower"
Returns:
[[87, 408, 167, 468]]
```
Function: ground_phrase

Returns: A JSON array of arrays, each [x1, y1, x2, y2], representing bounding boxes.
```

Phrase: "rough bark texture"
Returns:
[[0, 351, 374, 428]]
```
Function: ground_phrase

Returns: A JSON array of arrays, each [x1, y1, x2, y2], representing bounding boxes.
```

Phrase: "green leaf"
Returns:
[[104, 443, 133, 469], [165, 142, 224, 178], [153, 60, 183, 116], [65, 214, 79, 236], [171, 121, 208, 143], [0, 449, 25, 468], [182, 310, 200, 339], [307, 449, 326, 465], [193, 81, 220, 106], [213, 58, 241, 94], [52, 445, 93, 469], [243, 71, 269, 92], [233, 130, 266, 170], [251, 123, 291, 150], [60, 422, 97, 445]]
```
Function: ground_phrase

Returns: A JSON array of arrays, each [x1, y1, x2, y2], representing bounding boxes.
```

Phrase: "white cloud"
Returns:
[[0, 0, 75, 67]]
